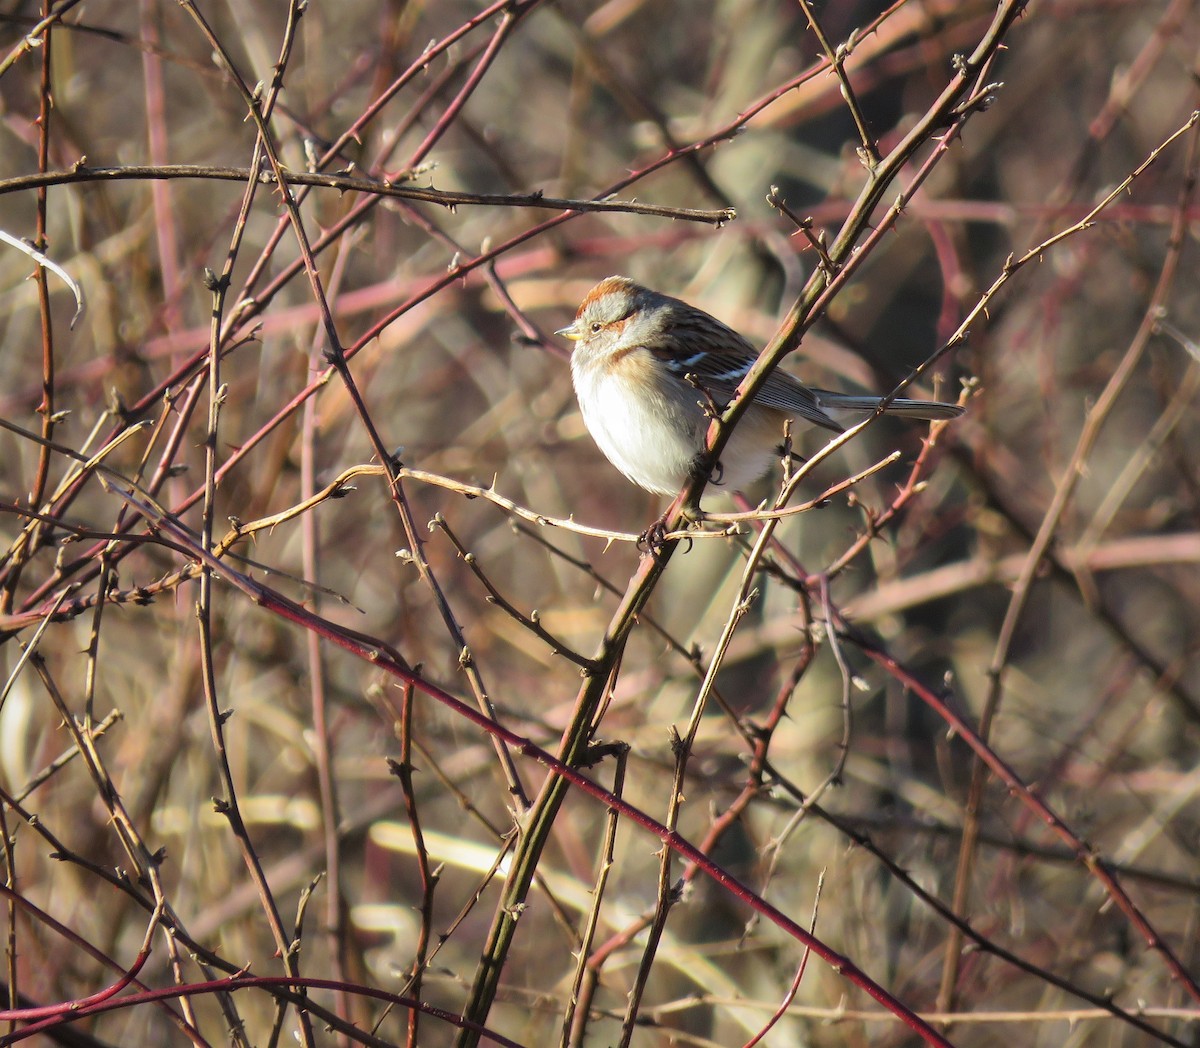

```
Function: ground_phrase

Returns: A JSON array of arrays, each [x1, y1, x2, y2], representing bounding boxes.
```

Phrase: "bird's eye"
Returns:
[[590, 321, 603, 334]]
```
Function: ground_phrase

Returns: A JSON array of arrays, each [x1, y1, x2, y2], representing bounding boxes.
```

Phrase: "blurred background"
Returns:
[[0, 1, 1198, 1045]]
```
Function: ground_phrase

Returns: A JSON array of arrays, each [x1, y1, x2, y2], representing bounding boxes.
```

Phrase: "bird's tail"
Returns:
[[813, 389, 963, 421]]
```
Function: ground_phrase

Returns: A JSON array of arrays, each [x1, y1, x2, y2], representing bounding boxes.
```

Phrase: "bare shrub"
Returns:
[[1, 2, 1197, 1046]]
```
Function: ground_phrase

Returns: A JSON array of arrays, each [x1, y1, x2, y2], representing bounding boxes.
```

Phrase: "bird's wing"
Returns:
[[646, 306, 843, 432]]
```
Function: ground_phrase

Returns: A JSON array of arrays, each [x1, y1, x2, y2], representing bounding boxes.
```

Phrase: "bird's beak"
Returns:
[[555, 322, 581, 341]]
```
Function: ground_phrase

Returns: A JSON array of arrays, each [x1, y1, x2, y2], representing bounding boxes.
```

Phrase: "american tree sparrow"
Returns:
[[558, 275, 963, 498]]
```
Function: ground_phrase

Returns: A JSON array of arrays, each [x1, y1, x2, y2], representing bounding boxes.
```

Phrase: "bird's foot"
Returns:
[[637, 516, 670, 559], [637, 499, 699, 559]]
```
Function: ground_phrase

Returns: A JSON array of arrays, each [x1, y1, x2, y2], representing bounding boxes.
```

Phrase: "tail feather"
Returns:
[[813, 389, 963, 421]]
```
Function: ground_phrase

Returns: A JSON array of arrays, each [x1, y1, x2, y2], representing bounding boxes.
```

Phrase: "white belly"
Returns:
[[571, 355, 779, 496], [573, 359, 699, 495]]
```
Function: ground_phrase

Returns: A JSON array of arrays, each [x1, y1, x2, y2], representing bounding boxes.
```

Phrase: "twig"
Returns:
[[0, 165, 737, 224]]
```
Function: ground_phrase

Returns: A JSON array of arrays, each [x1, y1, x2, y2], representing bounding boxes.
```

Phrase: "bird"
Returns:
[[557, 275, 963, 498]]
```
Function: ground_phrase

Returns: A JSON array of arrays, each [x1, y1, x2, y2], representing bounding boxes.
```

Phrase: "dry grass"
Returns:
[[1, 1, 1198, 1046]]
